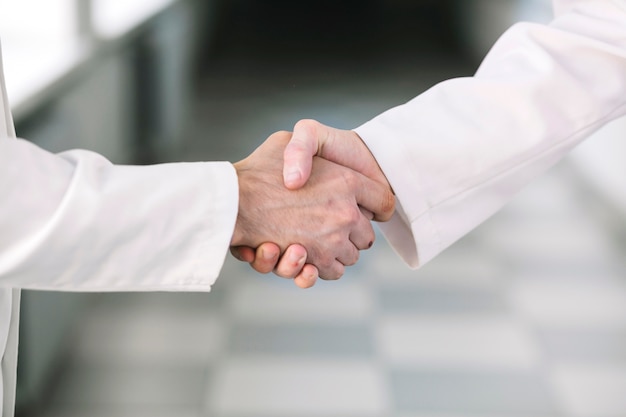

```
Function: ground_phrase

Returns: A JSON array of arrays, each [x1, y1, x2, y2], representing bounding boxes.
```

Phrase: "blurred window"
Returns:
[[0, 0, 175, 113], [91, 0, 176, 39], [0, 0, 87, 44]]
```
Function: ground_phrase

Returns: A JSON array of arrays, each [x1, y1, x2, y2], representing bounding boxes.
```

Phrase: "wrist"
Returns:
[[231, 160, 246, 246]]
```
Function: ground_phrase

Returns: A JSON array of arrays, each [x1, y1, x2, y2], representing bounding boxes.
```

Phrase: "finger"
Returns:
[[360, 206, 375, 221], [230, 246, 255, 263], [274, 244, 307, 278], [250, 243, 281, 274], [349, 210, 376, 251], [334, 241, 360, 268], [283, 119, 323, 190], [293, 264, 319, 289], [354, 174, 396, 222], [317, 206, 363, 269], [318, 259, 345, 281], [311, 207, 369, 277]]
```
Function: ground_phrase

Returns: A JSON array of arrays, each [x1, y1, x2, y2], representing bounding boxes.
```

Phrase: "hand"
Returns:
[[231, 130, 392, 280], [230, 244, 319, 288], [236, 120, 395, 284], [283, 119, 393, 218]]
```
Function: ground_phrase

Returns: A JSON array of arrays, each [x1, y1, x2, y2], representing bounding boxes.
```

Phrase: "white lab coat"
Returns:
[[2, 0, 626, 414], [356, 0, 626, 268], [0, 45, 239, 415]]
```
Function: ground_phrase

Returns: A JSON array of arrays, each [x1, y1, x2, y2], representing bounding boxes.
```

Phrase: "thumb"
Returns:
[[283, 120, 321, 190]]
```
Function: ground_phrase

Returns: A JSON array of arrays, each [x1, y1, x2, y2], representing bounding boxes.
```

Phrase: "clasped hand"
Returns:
[[230, 120, 394, 288]]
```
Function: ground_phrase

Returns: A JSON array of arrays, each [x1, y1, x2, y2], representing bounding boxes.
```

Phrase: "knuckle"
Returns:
[[320, 266, 343, 281], [315, 257, 341, 281], [270, 130, 291, 141], [347, 206, 361, 225], [294, 118, 320, 134], [342, 170, 359, 189], [310, 251, 332, 270]]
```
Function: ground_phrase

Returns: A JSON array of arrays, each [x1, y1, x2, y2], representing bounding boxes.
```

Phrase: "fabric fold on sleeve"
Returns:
[[356, 0, 626, 269], [0, 138, 239, 292]]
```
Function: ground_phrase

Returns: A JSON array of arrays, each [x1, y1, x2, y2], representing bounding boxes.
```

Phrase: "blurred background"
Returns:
[[3, 0, 626, 416]]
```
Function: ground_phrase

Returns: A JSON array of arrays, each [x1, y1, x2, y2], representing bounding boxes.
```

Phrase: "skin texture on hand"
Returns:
[[232, 120, 395, 288], [283, 119, 394, 220], [231, 130, 392, 280]]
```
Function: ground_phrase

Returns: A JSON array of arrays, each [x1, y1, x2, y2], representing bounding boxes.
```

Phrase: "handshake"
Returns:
[[229, 119, 395, 289]]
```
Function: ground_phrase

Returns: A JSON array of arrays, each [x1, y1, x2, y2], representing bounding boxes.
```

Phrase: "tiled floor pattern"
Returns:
[[25, 45, 626, 417]]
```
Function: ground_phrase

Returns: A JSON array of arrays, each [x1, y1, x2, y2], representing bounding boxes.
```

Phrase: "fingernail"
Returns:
[[262, 248, 277, 261]]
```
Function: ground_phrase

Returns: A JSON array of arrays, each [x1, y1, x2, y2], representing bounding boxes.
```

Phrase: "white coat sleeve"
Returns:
[[354, 0, 626, 268], [0, 138, 239, 292]]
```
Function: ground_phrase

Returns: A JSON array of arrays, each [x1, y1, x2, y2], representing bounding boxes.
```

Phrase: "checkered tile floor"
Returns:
[[27, 49, 626, 417]]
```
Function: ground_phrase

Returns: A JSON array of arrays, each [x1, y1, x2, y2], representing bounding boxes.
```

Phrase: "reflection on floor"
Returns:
[[26, 38, 626, 417]]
